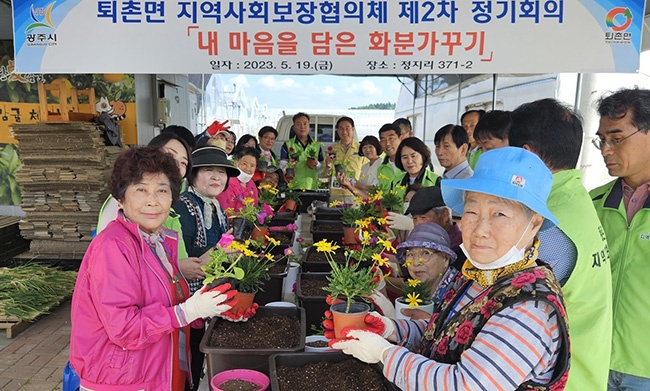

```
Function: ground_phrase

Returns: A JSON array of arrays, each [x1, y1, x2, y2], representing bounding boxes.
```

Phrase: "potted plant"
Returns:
[[380, 189, 403, 213], [340, 207, 367, 244], [257, 149, 274, 172], [393, 278, 435, 320], [305, 142, 320, 167], [226, 198, 274, 242], [258, 183, 279, 209], [281, 185, 301, 213], [285, 147, 301, 180], [315, 233, 394, 339], [326, 145, 346, 175], [202, 234, 245, 289]]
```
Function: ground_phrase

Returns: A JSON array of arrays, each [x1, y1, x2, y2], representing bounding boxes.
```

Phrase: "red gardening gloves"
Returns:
[[206, 120, 231, 136], [217, 302, 259, 322]]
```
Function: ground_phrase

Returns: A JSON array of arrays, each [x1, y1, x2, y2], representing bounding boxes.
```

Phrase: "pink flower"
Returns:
[[218, 233, 234, 248], [435, 336, 449, 355], [327, 146, 333, 151], [296, 237, 304, 243], [480, 300, 498, 319], [284, 248, 293, 256], [262, 203, 274, 216], [511, 272, 537, 288], [256, 212, 267, 225], [286, 223, 298, 231], [455, 320, 474, 345], [546, 294, 566, 318]]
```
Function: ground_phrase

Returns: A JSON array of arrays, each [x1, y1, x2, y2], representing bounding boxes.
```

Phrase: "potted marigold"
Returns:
[[394, 278, 435, 320], [226, 198, 274, 242]]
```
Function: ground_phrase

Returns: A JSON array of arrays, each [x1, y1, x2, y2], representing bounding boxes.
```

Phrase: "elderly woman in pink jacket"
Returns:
[[70, 147, 237, 391]]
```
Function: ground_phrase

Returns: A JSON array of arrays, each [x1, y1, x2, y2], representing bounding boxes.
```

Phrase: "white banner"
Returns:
[[11, 0, 645, 74]]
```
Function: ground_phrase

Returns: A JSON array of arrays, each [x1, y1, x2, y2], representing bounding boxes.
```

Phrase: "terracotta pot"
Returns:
[[343, 226, 357, 244], [394, 297, 435, 320], [231, 291, 257, 314], [251, 226, 269, 243], [231, 218, 255, 242], [330, 301, 370, 339], [283, 199, 297, 212]]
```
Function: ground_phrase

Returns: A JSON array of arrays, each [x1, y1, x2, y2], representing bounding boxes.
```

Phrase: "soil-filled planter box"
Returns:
[[255, 260, 289, 306], [269, 352, 399, 391], [310, 220, 344, 245], [200, 306, 306, 379], [266, 230, 296, 256], [297, 191, 329, 213], [302, 246, 346, 273], [313, 206, 343, 222], [268, 211, 297, 228], [296, 272, 330, 335]]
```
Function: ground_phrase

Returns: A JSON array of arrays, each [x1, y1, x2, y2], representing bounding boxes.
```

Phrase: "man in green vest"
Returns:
[[377, 123, 404, 193], [461, 109, 485, 169], [280, 112, 323, 190], [590, 88, 650, 391], [510, 98, 612, 391]]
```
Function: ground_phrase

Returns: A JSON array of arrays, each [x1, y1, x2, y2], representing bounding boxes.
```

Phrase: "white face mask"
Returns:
[[403, 202, 410, 214], [461, 218, 533, 270], [238, 171, 253, 184]]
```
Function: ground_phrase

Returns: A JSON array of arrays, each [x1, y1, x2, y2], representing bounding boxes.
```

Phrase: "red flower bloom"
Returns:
[[435, 336, 449, 355], [546, 294, 566, 318], [455, 320, 474, 345], [511, 272, 537, 288], [480, 299, 498, 319]]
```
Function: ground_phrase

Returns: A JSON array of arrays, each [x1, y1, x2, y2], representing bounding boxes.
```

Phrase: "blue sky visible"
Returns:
[[221, 74, 403, 110]]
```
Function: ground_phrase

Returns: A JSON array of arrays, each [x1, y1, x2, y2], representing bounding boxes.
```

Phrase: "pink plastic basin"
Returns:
[[211, 369, 270, 391]]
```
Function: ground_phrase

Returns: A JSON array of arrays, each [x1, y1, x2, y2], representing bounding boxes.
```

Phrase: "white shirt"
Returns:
[[358, 158, 383, 187]]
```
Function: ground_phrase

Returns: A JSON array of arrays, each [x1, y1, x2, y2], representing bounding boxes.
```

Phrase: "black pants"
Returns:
[[185, 326, 205, 391]]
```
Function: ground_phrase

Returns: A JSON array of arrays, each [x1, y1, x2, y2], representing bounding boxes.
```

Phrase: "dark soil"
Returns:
[[268, 261, 287, 275], [208, 315, 300, 349], [305, 340, 329, 348], [276, 359, 389, 391], [217, 379, 262, 391], [312, 222, 343, 232], [299, 279, 328, 297], [305, 248, 346, 264], [269, 231, 293, 245]]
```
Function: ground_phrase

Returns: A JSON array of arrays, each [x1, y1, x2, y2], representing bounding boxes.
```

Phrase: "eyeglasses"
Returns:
[[592, 129, 642, 150], [261, 135, 276, 141], [404, 249, 439, 261]]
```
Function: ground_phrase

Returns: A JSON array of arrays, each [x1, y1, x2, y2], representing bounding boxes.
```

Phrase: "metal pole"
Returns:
[[492, 74, 498, 110], [423, 75, 429, 141], [574, 73, 583, 110], [456, 75, 462, 123]]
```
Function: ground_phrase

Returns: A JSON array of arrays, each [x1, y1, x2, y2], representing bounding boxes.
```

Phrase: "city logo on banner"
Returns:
[[605, 7, 633, 44], [24, 2, 58, 47]]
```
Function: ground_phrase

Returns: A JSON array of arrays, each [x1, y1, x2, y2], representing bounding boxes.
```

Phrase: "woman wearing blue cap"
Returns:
[[331, 147, 571, 391]]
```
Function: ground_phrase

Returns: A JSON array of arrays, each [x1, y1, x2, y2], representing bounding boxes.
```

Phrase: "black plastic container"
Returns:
[[310, 219, 344, 245], [255, 260, 289, 306], [200, 306, 306, 379], [301, 246, 346, 273], [269, 352, 399, 391], [297, 191, 329, 213], [296, 272, 330, 335], [313, 206, 344, 221], [231, 217, 254, 241]]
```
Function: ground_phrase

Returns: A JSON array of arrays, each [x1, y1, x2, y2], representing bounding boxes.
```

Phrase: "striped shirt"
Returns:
[[383, 281, 562, 391]]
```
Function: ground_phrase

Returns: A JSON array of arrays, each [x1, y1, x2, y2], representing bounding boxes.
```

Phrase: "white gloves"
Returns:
[[178, 284, 236, 325], [367, 290, 396, 321], [386, 212, 414, 231], [331, 329, 394, 364]]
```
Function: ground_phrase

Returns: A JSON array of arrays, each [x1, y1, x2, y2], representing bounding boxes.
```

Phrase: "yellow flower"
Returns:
[[243, 248, 256, 257], [265, 253, 274, 261], [407, 279, 421, 288], [376, 217, 388, 226], [403, 259, 414, 268], [369, 190, 383, 202], [243, 197, 254, 204], [361, 231, 371, 245], [379, 238, 396, 253], [353, 196, 364, 204], [405, 292, 423, 308], [355, 219, 370, 229], [230, 241, 248, 253], [372, 253, 389, 267], [314, 239, 340, 254], [266, 235, 281, 246], [329, 200, 344, 207]]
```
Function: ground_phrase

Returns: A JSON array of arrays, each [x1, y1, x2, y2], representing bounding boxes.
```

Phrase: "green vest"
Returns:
[[391, 169, 440, 210], [377, 157, 401, 193], [467, 147, 482, 169], [549, 170, 612, 391], [97, 195, 188, 259], [284, 137, 322, 190], [591, 178, 650, 379]]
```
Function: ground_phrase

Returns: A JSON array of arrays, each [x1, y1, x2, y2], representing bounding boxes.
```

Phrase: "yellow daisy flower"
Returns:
[[265, 253, 274, 261], [361, 231, 371, 245], [329, 200, 344, 207], [407, 279, 421, 288], [314, 239, 340, 254], [379, 238, 396, 253], [355, 219, 370, 229], [266, 235, 281, 246], [371, 253, 389, 267], [405, 292, 423, 308]]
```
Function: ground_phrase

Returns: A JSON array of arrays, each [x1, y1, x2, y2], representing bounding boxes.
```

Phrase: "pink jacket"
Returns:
[[70, 215, 192, 391], [217, 177, 259, 214]]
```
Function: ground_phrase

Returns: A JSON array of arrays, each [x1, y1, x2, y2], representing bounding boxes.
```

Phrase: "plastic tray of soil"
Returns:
[[266, 230, 295, 256], [269, 352, 399, 391], [255, 260, 289, 306], [309, 220, 344, 245], [200, 306, 306, 378], [313, 206, 344, 221], [295, 272, 330, 335], [297, 191, 329, 213], [302, 246, 346, 273]]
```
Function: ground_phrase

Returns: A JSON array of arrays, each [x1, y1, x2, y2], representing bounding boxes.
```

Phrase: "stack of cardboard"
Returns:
[[12, 122, 122, 259]]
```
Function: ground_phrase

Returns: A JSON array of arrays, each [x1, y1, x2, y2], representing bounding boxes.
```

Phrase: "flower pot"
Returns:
[[200, 306, 306, 378], [283, 199, 297, 212], [231, 291, 257, 314], [330, 301, 370, 339], [296, 272, 330, 335], [334, 164, 345, 175], [342, 226, 358, 244], [255, 260, 288, 306], [304, 335, 334, 352], [314, 206, 344, 221], [302, 246, 346, 273], [310, 219, 344, 245], [257, 160, 271, 172], [285, 168, 295, 180], [297, 191, 329, 213], [211, 369, 270, 391], [394, 297, 435, 320], [251, 226, 269, 243], [232, 218, 255, 242]]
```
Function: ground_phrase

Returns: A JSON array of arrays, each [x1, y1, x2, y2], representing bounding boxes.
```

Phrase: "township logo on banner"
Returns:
[[11, 0, 646, 74]]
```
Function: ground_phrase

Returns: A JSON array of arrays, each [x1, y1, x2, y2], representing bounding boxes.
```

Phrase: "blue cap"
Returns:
[[441, 147, 558, 231]]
